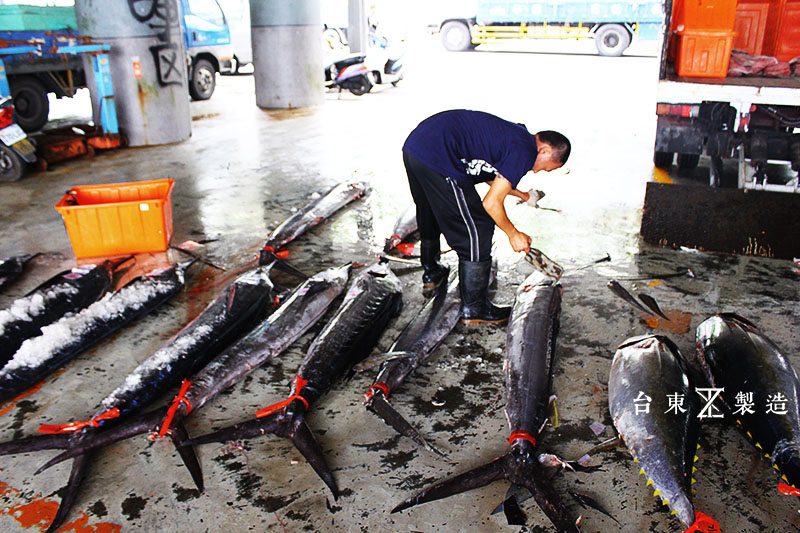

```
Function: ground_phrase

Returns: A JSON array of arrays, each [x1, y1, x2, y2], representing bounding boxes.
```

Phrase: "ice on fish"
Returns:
[[0, 279, 177, 374], [0, 284, 80, 337]]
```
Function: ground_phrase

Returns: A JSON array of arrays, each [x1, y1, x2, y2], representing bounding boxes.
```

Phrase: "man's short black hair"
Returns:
[[537, 130, 571, 165]]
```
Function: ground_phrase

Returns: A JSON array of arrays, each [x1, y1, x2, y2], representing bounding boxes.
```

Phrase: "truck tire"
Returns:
[[595, 24, 631, 56], [189, 59, 216, 101], [0, 144, 26, 182], [10, 76, 49, 132], [677, 153, 700, 170], [441, 21, 473, 52], [654, 151, 674, 169]]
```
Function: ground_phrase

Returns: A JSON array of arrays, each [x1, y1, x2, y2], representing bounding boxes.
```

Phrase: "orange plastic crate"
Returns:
[[676, 30, 735, 77], [679, 0, 739, 32], [54, 179, 174, 258]]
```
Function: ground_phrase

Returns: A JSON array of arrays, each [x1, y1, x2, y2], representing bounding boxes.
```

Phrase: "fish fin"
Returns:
[[607, 280, 656, 316], [170, 419, 204, 492], [502, 494, 527, 526], [569, 490, 621, 525], [365, 393, 446, 457], [0, 433, 74, 455], [637, 293, 671, 321], [45, 453, 91, 533], [289, 419, 339, 500], [546, 395, 559, 428], [391, 458, 505, 513], [353, 351, 414, 373], [491, 485, 528, 515]]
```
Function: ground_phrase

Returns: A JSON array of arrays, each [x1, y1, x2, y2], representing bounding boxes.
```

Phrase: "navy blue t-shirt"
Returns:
[[402, 109, 538, 188]]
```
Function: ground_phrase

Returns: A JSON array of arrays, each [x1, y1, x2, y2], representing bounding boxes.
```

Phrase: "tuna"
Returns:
[[0, 257, 129, 366], [259, 181, 369, 264], [364, 268, 460, 454], [383, 203, 418, 254], [392, 272, 580, 532], [696, 313, 800, 495], [186, 262, 403, 498], [35, 264, 354, 488], [608, 334, 718, 531], [0, 260, 193, 403], [0, 253, 38, 292], [0, 262, 283, 532]]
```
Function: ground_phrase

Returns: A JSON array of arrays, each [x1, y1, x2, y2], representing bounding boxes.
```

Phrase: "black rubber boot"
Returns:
[[421, 239, 448, 289], [459, 259, 510, 325]]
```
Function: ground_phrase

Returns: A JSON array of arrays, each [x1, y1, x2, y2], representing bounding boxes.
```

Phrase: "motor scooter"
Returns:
[[0, 97, 36, 182], [325, 54, 373, 96]]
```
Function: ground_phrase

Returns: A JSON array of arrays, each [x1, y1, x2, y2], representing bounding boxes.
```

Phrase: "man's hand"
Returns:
[[509, 230, 532, 253], [519, 189, 545, 207]]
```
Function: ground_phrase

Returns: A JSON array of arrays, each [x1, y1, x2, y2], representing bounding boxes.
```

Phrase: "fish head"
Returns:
[[310, 263, 352, 293]]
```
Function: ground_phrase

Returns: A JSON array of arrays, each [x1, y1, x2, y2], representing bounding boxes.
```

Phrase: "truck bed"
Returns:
[[658, 68, 800, 106]]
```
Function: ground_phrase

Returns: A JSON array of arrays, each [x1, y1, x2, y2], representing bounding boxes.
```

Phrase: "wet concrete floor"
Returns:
[[0, 33, 798, 533]]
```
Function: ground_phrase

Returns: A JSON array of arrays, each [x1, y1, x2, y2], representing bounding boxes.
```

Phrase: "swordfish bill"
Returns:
[[0, 263, 281, 533], [697, 313, 800, 495], [259, 181, 370, 264], [392, 272, 580, 532], [187, 262, 403, 499], [364, 268, 459, 454], [38, 264, 354, 486], [0, 253, 38, 293], [0, 260, 194, 403], [608, 335, 718, 532], [0, 257, 130, 366]]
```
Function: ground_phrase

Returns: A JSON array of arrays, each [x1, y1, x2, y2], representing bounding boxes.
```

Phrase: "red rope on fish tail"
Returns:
[[364, 382, 390, 402], [390, 234, 401, 240], [158, 380, 193, 438], [778, 482, 800, 496], [37, 408, 121, 434], [396, 243, 415, 256], [682, 510, 720, 532], [262, 246, 290, 259], [507, 430, 537, 448], [255, 376, 309, 418]]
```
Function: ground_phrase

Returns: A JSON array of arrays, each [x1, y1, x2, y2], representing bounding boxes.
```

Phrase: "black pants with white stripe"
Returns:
[[403, 152, 494, 262]]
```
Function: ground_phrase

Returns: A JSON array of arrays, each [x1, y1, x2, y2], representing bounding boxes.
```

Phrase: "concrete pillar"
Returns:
[[250, 0, 323, 109], [76, 0, 191, 146], [348, 0, 367, 54]]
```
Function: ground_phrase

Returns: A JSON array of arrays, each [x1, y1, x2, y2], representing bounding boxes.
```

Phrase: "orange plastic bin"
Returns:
[[55, 179, 174, 258], [679, 0, 739, 31], [676, 29, 736, 77]]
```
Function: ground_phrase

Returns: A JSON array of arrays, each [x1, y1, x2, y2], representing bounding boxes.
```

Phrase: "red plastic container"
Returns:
[[676, 29, 736, 77], [679, 0, 739, 31], [55, 179, 174, 258]]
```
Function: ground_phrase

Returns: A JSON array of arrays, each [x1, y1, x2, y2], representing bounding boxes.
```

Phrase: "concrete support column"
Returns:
[[348, 0, 367, 54], [76, 0, 191, 146], [251, 0, 323, 109]]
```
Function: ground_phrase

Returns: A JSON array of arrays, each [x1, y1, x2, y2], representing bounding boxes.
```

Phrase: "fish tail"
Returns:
[[290, 419, 339, 499], [45, 453, 91, 533], [34, 408, 167, 475], [365, 392, 445, 457], [391, 457, 505, 513], [393, 449, 580, 532], [186, 410, 339, 498], [258, 249, 308, 280], [170, 418, 204, 491], [0, 433, 74, 455]]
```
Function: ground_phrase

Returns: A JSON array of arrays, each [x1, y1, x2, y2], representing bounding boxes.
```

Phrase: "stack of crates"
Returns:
[[672, 0, 739, 77]]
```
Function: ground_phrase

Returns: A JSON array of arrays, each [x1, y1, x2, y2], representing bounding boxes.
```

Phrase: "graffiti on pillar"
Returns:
[[127, 0, 184, 87]]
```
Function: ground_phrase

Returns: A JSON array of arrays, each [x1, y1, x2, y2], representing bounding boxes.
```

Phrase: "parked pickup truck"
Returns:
[[0, 0, 232, 132]]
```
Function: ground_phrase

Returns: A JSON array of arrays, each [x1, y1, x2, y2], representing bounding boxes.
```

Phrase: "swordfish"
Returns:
[[187, 261, 403, 498], [0, 260, 194, 403], [0, 253, 38, 293], [34, 264, 354, 490], [260, 180, 369, 263], [0, 262, 284, 532], [0, 257, 129, 366], [364, 268, 460, 454], [392, 271, 580, 532]]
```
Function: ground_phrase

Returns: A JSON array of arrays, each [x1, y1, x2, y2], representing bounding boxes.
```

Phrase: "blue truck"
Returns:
[[430, 0, 663, 55], [0, 0, 232, 132]]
